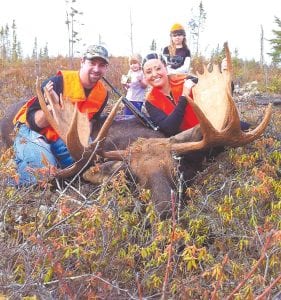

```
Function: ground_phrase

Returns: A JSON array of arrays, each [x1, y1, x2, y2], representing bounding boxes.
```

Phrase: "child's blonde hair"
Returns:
[[129, 53, 142, 65]]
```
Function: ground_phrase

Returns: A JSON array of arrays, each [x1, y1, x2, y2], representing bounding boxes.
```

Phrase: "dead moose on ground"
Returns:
[[0, 43, 272, 218]]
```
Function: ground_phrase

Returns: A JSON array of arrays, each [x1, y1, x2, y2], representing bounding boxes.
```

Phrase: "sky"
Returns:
[[0, 0, 280, 62]]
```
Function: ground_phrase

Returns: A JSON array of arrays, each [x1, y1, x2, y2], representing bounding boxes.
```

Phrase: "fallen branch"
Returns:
[[254, 268, 281, 299]]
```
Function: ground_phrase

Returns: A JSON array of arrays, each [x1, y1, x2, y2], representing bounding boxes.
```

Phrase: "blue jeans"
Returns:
[[50, 138, 75, 168], [13, 124, 74, 186], [124, 101, 144, 116]]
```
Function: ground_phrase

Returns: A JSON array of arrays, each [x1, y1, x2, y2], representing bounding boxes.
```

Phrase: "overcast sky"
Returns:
[[0, 0, 280, 62]]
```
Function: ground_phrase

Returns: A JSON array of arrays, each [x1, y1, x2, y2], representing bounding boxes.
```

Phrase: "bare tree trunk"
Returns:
[[129, 9, 134, 54], [260, 25, 264, 67], [260, 25, 268, 89]]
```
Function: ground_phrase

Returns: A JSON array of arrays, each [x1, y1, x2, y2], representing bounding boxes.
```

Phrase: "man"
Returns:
[[12, 45, 110, 186]]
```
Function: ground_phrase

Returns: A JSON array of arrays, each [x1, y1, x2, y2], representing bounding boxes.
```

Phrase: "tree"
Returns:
[[260, 25, 269, 88], [43, 43, 49, 59], [150, 39, 157, 51], [0, 24, 10, 61], [65, 0, 84, 66], [129, 9, 134, 54], [38, 43, 49, 60], [0, 21, 22, 62], [188, 1, 207, 56], [98, 34, 102, 45], [260, 25, 265, 67], [32, 37, 38, 60], [210, 44, 221, 62], [11, 20, 21, 61], [268, 16, 281, 65], [0, 25, 7, 60]]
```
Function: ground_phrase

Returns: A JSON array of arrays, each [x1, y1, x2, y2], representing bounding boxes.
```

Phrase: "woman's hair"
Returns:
[[168, 37, 189, 56], [142, 53, 167, 67]]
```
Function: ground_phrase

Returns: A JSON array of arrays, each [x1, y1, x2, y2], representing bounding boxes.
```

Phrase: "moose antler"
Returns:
[[170, 42, 272, 154], [36, 79, 90, 160], [99, 42, 272, 161]]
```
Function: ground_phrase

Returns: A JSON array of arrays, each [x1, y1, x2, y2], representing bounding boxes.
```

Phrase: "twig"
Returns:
[[135, 272, 143, 300], [226, 233, 273, 300], [39, 141, 100, 230], [42, 198, 88, 238], [210, 254, 229, 300], [62, 180, 87, 200], [254, 273, 281, 300], [160, 190, 176, 300], [2, 273, 135, 299], [56, 140, 100, 195]]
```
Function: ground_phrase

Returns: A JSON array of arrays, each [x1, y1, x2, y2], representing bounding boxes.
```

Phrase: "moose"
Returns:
[[0, 43, 272, 218], [36, 43, 272, 217]]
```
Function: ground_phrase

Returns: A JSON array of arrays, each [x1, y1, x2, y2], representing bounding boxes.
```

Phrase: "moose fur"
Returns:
[[84, 125, 205, 218], [0, 99, 27, 148]]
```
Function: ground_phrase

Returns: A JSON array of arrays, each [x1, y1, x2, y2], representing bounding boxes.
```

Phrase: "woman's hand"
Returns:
[[182, 79, 196, 97], [221, 58, 228, 71]]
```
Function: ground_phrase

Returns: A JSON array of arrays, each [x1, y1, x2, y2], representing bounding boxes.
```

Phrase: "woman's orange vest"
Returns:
[[13, 70, 107, 141], [146, 77, 199, 131]]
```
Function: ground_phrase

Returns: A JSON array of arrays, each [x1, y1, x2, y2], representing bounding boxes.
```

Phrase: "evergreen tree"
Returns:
[[0, 26, 6, 60], [16, 41, 22, 60], [39, 48, 43, 59], [11, 20, 19, 61], [0, 24, 10, 60], [32, 37, 38, 60], [150, 39, 157, 51], [43, 43, 49, 59], [268, 16, 281, 65]]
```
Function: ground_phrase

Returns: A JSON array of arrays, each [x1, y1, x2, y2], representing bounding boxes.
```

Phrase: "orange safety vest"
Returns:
[[146, 77, 199, 131], [13, 97, 37, 125], [14, 70, 107, 141]]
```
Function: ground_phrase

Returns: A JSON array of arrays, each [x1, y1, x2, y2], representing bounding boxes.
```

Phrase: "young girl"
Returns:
[[121, 53, 147, 115], [163, 23, 191, 75]]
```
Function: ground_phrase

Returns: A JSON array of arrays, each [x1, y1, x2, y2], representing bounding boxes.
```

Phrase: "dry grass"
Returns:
[[0, 57, 280, 299]]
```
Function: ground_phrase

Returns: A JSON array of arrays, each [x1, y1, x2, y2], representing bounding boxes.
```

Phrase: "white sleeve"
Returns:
[[167, 57, 191, 75], [167, 65, 177, 74]]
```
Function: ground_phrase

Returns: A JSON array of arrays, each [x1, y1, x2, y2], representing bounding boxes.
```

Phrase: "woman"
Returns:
[[142, 52, 205, 183], [142, 53, 250, 137], [142, 53, 197, 137], [163, 23, 191, 75]]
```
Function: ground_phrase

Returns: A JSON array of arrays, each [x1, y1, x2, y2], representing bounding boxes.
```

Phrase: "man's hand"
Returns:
[[45, 81, 61, 104]]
